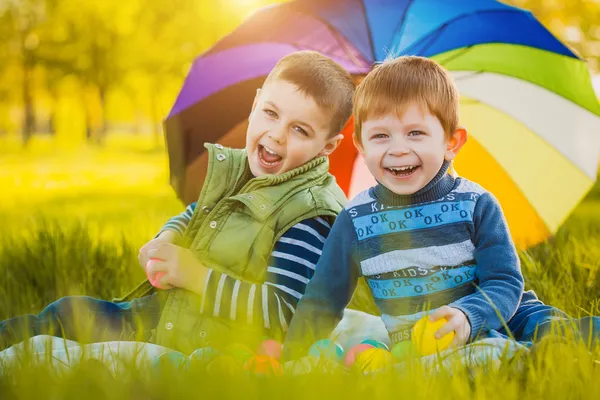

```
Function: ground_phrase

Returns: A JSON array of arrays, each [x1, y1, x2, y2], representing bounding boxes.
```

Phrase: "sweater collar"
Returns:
[[371, 160, 455, 206]]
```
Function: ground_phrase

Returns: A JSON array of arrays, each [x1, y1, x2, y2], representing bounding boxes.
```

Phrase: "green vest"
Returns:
[[182, 143, 346, 282], [120, 143, 347, 353]]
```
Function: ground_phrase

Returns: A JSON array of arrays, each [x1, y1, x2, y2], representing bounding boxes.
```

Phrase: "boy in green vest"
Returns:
[[0, 51, 355, 354]]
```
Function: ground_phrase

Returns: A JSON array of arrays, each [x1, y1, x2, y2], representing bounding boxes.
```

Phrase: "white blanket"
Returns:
[[0, 309, 527, 374]]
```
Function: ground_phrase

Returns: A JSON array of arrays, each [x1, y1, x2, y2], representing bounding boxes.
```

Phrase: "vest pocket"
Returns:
[[206, 210, 274, 283]]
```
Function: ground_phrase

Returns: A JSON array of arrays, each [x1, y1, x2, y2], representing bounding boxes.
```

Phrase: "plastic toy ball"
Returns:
[[225, 343, 255, 365], [244, 355, 283, 376], [343, 343, 375, 368], [188, 347, 220, 368], [256, 339, 282, 360], [390, 341, 417, 361], [308, 339, 344, 360], [153, 351, 188, 370], [354, 348, 394, 372], [146, 257, 168, 289], [360, 339, 390, 351], [411, 316, 454, 356]]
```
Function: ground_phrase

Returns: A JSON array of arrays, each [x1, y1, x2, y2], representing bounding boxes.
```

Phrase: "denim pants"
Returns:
[[0, 294, 162, 351], [493, 290, 600, 346]]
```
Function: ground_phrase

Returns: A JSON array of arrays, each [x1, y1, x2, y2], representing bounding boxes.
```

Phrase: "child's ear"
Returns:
[[445, 127, 468, 161], [318, 133, 344, 157], [352, 133, 365, 156], [250, 88, 261, 114]]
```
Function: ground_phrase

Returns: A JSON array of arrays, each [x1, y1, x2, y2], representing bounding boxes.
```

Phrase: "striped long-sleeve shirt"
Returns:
[[159, 202, 332, 334]]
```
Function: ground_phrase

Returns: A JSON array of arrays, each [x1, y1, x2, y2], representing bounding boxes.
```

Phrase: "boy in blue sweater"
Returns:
[[283, 56, 600, 359]]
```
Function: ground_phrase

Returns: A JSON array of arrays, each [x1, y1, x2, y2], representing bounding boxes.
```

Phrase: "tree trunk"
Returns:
[[21, 64, 35, 146], [82, 89, 93, 142], [48, 86, 58, 136], [97, 86, 107, 145], [151, 92, 162, 148]]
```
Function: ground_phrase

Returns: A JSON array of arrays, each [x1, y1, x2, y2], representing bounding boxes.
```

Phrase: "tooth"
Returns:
[[388, 166, 417, 172], [264, 146, 278, 156]]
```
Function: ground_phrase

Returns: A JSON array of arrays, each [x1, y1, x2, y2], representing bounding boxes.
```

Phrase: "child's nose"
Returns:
[[387, 143, 410, 156], [267, 125, 286, 144]]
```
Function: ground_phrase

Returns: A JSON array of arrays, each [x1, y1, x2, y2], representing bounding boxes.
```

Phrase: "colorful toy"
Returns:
[[390, 341, 417, 361], [343, 343, 375, 368], [360, 339, 390, 351], [411, 316, 454, 356], [225, 343, 255, 365], [146, 257, 168, 289], [153, 351, 188, 370], [244, 355, 283, 376], [188, 347, 220, 368], [354, 348, 394, 372], [308, 339, 344, 360], [256, 339, 282, 360]]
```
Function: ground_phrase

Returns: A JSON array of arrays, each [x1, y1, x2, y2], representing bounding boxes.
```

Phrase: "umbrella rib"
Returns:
[[435, 46, 475, 67], [452, 70, 484, 81], [291, 4, 369, 69], [407, 20, 449, 56], [357, 0, 376, 62], [387, 0, 416, 58]]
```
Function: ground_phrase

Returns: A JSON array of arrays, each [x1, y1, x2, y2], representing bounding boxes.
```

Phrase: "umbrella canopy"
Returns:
[[165, 0, 600, 249]]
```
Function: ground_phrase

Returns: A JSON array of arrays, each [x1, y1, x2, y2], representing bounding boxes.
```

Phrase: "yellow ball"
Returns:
[[354, 348, 394, 372], [411, 316, 454, 356]]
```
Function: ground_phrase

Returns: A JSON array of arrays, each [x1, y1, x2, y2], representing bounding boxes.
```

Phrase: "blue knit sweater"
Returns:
[[284, 162, 525, 355]]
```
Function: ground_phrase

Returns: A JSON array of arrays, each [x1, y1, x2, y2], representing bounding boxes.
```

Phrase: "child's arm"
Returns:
[[157, 202, 197, 238], [138, 202, 197, 269], [447, 192, 524, 342], [194, 218, 333, 332], [283, 210, 360, 360]]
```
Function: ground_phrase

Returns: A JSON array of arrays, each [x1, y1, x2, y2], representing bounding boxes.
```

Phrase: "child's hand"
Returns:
[[146, 243, 208, 294], [429, 306, 471, 348], [138, 230, 179, 270]]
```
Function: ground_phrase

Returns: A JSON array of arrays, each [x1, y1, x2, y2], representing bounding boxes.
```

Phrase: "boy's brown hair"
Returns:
[[264, 51, 355, 138], [353, 56, 459, 142]]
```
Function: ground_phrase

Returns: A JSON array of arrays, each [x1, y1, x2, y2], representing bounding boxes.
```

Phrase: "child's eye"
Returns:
[[408, 130, 424, 137], [293, 126, 308, 136], [371, 133, 388, 140], [264, 109, 277, 118]]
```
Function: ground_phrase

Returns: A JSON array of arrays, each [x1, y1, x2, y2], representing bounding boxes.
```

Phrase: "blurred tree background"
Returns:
[[0, 0, 598, 147], [0, 0, 282, 146]]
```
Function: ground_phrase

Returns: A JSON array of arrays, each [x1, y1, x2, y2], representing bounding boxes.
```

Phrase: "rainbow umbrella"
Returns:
[[165, 0, 600, 249]]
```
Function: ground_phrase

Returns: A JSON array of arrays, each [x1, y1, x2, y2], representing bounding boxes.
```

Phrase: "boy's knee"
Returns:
[[41, 296, 93, 322], [44, 296, 75, 314]]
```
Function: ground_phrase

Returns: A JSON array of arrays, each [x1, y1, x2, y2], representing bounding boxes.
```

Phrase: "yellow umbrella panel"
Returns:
[[455, 92, 598, 248]]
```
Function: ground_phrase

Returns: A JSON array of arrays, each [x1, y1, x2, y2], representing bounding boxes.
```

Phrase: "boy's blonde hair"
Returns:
[[264, 51, 355, 138], [353, 56, 459, 142]]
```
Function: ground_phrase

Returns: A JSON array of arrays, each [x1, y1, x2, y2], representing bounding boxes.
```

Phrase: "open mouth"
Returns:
[[258, 144, 283, 169], [385, 165, 420, 178]]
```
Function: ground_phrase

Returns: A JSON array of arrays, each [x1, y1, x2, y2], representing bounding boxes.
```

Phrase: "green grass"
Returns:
[[1, 134, 600, 398]]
